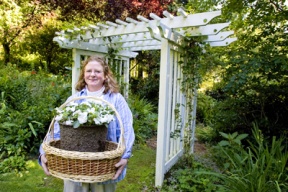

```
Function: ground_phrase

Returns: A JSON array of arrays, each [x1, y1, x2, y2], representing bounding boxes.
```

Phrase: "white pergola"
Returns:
[[53, 8, 236, 187]]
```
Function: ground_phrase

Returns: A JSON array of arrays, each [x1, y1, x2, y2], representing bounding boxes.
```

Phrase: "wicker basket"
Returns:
[[42, 96, 126, 183]]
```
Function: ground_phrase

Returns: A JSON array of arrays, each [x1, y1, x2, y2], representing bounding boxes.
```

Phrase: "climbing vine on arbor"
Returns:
[[174, 36, 208, 151]]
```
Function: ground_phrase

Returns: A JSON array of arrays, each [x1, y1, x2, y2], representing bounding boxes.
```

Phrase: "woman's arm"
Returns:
[[115, 94, 135, 159]]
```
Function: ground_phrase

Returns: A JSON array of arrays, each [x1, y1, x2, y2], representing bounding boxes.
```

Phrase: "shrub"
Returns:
[[196, 92, 216, 126], [195, 123, 215, 143], [128, 94, 158, 143], [0, 64, 71, 173], [207, 81, 288, 143], [208, 125, 288, 192], [162, 154, 224, 192], [0, 156, 26, 174]]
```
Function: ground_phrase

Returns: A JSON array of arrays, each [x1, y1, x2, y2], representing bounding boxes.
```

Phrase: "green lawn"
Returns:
[[0, 144, 156, 192]]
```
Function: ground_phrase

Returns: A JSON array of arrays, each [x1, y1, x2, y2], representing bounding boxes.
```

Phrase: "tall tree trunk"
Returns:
[[2, 42, 10, 64]]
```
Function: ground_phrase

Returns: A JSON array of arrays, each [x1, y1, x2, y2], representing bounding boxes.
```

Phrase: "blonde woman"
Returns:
[[39, 56, 135, 192]]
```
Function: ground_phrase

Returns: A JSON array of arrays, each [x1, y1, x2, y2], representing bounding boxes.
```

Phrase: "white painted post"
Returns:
[[190, 79, 198, 153], [155, 39, 170, 187], [122, 58, 130, 99], [72, 49, 81, 95]]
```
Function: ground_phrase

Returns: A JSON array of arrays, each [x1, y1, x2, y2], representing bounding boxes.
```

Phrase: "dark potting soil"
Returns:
[[58, 124, 108, 152]]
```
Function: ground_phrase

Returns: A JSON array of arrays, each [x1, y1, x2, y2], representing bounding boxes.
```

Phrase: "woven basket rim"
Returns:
[[49, 170, 115, 183], [42, 140, 125, 160]]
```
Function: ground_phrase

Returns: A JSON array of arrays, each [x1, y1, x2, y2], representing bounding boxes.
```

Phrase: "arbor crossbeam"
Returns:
[[53, 9, 236, 54]]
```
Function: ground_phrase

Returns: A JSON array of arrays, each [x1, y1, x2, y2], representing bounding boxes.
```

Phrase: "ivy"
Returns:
[[173, 36, 209, 151]]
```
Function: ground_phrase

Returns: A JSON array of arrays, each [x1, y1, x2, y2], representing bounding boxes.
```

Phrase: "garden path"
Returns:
[[146, 136, 207, 155]]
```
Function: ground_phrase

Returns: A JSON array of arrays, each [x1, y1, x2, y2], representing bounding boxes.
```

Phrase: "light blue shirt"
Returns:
[[39, 88, 135, 184]]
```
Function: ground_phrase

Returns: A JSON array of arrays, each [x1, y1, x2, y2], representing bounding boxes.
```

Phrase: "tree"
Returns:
[[205, 0, 288, 138], [40, 0, 174, 22], [0, 0, 46, 64], [22, 12, 72, 73]]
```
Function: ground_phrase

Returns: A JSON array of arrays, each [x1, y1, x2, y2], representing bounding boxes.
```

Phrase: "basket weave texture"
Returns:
[[42, 96, 126, 183]]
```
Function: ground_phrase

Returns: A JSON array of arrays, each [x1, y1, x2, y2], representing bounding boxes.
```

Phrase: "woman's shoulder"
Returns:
[[66, 89, 85, 102], [107, 91, 126, 99], [105, 91, 128, 104]]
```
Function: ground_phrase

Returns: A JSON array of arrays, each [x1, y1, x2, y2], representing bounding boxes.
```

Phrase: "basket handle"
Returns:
[[44, 96, 125, 150]]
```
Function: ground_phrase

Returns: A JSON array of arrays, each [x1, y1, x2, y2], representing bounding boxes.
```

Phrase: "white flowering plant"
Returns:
[[54, 100, 115, 128]]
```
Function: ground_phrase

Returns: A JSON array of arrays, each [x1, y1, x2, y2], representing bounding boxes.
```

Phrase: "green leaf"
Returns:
[[0, 122, 17, 128], [234, 138, 241, 145], [231, 132, 238, 139], [28, 123, 37, 137], [219, 140, 230, 146], [219, 132, 229, 139], [31, 121, 43, 126], [73, 121, 80, 128], [236, 133, 248, 141]]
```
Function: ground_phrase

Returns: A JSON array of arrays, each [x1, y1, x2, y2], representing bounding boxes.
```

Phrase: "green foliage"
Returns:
[[208, 83, 288, 142], [0, 121, 32, 157], [42, 0, 173, 22], [0, 0, 47, 64], [195, 123, 215, 143], [196, 92, 216, 126], [128, 94, 158, 143], [218, 131, 248, 147], [130, 50, 160, 107], [177, 36, 210, 151], [162, 154, 225, 192], [0, 156, 26, 174], [22, 17, 72, 74], [0, 64, 71, 172], [208, 125, 288, 192], [203, 0, 288, 141]]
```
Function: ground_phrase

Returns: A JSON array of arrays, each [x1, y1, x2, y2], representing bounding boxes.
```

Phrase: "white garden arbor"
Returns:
[[53, 8, 236, 187]]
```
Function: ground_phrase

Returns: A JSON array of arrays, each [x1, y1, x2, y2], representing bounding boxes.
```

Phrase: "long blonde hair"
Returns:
[[75, 56, 119, 93]]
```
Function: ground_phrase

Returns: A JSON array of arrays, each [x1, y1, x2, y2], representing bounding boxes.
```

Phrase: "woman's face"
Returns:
[[84, 61, 106, 91]]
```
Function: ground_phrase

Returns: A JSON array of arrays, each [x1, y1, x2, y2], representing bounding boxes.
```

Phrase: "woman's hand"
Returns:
[[112, 158, 128, 180], [40, 154, 51, 176]]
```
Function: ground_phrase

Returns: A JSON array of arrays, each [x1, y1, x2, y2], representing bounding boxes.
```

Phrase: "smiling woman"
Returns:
[[84, 61, 105, 91], [75, 56, 120, 94], [39, 56, 135, 192]]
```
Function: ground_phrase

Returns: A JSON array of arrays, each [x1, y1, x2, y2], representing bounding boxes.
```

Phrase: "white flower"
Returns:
[[67, 106, 76, 112], [65, 120, 73, 125], [106, 114, 114, 122], [55, 114, 63, 121], [54, 100, 115, 128], [93, 118, 101, 125], [89, 100, 102, 105], [73, 109, 81, 116], [87, 108, 95, 113], [55, 108, 63, 114], [78, 112, 88, 124], [99, 114, 114, 124]]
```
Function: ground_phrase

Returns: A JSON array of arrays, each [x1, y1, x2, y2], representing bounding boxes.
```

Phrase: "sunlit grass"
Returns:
[[0, 160, 62, 192], [0, 144, 156, 192]]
